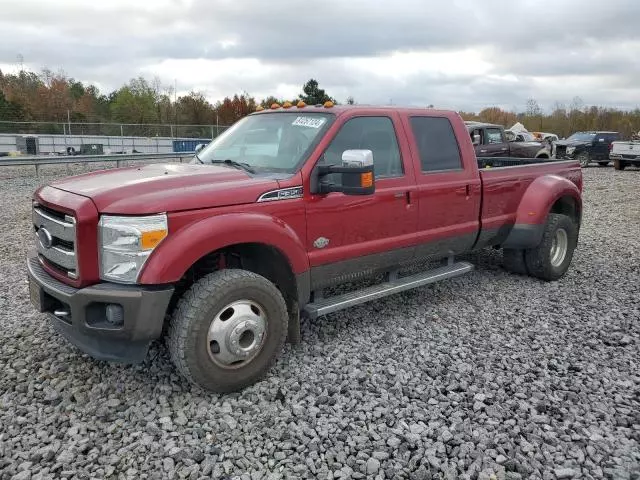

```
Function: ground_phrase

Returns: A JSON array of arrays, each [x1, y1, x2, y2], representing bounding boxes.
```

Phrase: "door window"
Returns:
[[410, 116, 463, 172], [485, 128, 504, 144], [322, 117, 403, 179]]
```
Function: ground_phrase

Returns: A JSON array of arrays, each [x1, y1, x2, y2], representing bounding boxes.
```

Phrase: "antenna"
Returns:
[[17, 54, 24, 72]]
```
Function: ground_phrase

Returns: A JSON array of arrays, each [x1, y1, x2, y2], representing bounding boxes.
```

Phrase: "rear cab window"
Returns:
[[409, 116, 463, 173]]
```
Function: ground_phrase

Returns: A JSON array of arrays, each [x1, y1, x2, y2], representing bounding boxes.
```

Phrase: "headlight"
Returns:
[[566, 146, 576, 155], [98, 214, 168, 283]]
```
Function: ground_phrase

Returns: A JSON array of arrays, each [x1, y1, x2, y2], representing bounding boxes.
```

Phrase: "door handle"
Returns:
[[501, 147, 508, 151], [480, 149, 487, 153], [394, 191, 412, 204]]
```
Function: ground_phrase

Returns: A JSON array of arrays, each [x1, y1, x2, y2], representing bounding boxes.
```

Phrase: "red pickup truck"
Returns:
[[27, 104, 583, 392]]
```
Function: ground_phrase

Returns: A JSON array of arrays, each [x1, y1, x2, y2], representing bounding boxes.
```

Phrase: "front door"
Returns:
[[305, 114, 418, 289]]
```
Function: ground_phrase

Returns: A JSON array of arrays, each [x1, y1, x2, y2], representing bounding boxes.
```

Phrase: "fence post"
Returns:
[[120, 125, 124, 153], [210, 125, 214, 140]]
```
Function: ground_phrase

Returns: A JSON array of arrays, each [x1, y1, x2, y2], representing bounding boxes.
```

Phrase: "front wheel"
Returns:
[[524, 214, 578, 281], [167, 269, 288, 393], [576, 152, 590, 168]]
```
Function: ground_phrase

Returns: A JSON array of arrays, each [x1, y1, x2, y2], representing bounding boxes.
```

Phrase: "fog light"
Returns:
[[105, 304, 124, 327]]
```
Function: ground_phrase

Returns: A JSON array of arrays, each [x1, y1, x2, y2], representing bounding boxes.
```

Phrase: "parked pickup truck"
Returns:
[[27, 104, 583, 392], [465, 122, 551, 159], [554, 131, 621, 167], [609, 136, 640, 170]]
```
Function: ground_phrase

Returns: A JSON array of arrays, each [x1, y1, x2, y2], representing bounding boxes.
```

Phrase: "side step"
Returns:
[[303, 261, 474, 320]]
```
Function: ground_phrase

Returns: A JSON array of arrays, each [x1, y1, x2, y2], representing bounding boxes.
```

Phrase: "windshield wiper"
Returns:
[[210, 159, 256, 174], [193, 152, 204, 164]]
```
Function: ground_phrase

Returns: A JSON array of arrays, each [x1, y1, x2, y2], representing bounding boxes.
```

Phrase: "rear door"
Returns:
[[305, 113, 418, 288], [401, 114, 481, 259], [592, 133, 609, 158]]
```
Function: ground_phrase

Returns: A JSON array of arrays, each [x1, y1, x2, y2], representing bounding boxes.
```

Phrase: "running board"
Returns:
[[303, 261, 474, 320]]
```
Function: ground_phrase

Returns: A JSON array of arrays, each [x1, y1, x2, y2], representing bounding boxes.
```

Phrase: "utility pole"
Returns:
[[174, 79, 178, 126]]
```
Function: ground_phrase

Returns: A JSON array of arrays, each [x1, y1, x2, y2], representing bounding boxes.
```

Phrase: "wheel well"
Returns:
[[536, 153, 549, 159], [176, 242, 297, 305], [551, 196, 580, 226]]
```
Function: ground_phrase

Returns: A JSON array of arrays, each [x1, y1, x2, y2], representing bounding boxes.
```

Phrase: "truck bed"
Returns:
[[477, 156, 561, 169], [476, 158, 582, 247]]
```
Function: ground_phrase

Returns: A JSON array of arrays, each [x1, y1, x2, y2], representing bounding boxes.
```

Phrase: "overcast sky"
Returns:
[[1, 0, 639, 112]]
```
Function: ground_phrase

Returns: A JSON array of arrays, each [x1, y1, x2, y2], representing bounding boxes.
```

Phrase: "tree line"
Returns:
[[459, 98, 640, 139], [1, 67, 639, 139], [0, 68, 338, 137]]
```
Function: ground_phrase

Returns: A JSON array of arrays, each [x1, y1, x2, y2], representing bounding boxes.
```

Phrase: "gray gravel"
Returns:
[[1, 164, 639, 480]]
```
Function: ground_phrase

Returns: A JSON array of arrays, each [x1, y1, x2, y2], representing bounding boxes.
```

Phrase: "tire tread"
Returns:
[[167, 269, 288, 392]]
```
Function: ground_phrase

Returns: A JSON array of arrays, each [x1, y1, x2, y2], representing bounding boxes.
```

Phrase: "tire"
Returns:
[[576, 152, 590, 168], [524, 214, 578, 281], [614, 159, 626, 171], [598, 161, 609, 167], [503, 248, 528, 275], [167, 269, 288, 393]]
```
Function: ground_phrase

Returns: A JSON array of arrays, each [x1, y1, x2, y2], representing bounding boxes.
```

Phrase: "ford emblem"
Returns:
[[37, 227, 53, 249]]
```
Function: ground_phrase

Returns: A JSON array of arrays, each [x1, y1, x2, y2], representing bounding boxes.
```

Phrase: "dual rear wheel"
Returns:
[[503, 213, 578, 281]]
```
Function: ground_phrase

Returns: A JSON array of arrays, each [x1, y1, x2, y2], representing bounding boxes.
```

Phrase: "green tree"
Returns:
[[0, 91, 25, 130], [260, 96, 286, 108], [110, 77, 159, 127], [298, 79, 336, 105]]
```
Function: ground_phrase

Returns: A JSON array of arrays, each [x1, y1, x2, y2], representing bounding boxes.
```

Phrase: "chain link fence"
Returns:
[[0, 120, 231, 138], [0, 121, 233, 155]]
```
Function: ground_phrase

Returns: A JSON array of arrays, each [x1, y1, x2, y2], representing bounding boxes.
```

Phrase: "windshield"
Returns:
[[567, 132, 596, 142], [195, 112, 334, 173]]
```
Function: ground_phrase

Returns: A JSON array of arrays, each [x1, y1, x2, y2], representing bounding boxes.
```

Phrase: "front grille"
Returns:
[[33, 204, 78, 279], [622, 154, 640, 160]]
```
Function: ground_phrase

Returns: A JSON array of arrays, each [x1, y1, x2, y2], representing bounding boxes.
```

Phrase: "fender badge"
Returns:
[[313, 237, 329, 249]]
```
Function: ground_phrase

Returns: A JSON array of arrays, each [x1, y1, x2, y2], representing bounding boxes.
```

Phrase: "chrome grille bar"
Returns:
[[33, 204, 78, 279], [32, 208, 75, 242]]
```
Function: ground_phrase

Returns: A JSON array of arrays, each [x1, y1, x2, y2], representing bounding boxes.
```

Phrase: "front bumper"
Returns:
[[610, 154, 640, 163], [27, 256, 174, 363]]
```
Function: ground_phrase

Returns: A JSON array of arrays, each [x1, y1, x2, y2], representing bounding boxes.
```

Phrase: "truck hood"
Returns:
[[554, 139, 590, 147], [50, 163, 281, 214]]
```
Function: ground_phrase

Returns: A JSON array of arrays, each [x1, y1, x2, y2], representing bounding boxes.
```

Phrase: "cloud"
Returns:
[[1, 0, 639, 111]]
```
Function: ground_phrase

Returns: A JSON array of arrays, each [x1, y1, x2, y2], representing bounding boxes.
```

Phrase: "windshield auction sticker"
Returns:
[[292, 116, 326, 128]]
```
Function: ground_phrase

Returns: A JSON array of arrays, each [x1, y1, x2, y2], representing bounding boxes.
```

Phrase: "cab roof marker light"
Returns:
[[282, 101, 292, 109], [297, 101, 306, 108], [270, 103, 281, 109]]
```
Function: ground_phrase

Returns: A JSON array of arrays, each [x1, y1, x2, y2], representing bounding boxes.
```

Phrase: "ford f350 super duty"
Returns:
[[27, 103, 583, 392]]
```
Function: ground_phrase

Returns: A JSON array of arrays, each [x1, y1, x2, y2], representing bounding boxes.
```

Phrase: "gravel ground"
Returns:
[[0, 164, 639, 480]]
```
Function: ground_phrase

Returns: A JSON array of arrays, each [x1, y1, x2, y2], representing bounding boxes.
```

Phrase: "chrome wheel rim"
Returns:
[[207, 300, 267, 369], [550, 228, 568, 267]]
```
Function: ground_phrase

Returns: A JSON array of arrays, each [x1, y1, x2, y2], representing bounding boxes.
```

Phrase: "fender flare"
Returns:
[[138, 213, 309, 284], [502, 174, 582, 249]]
